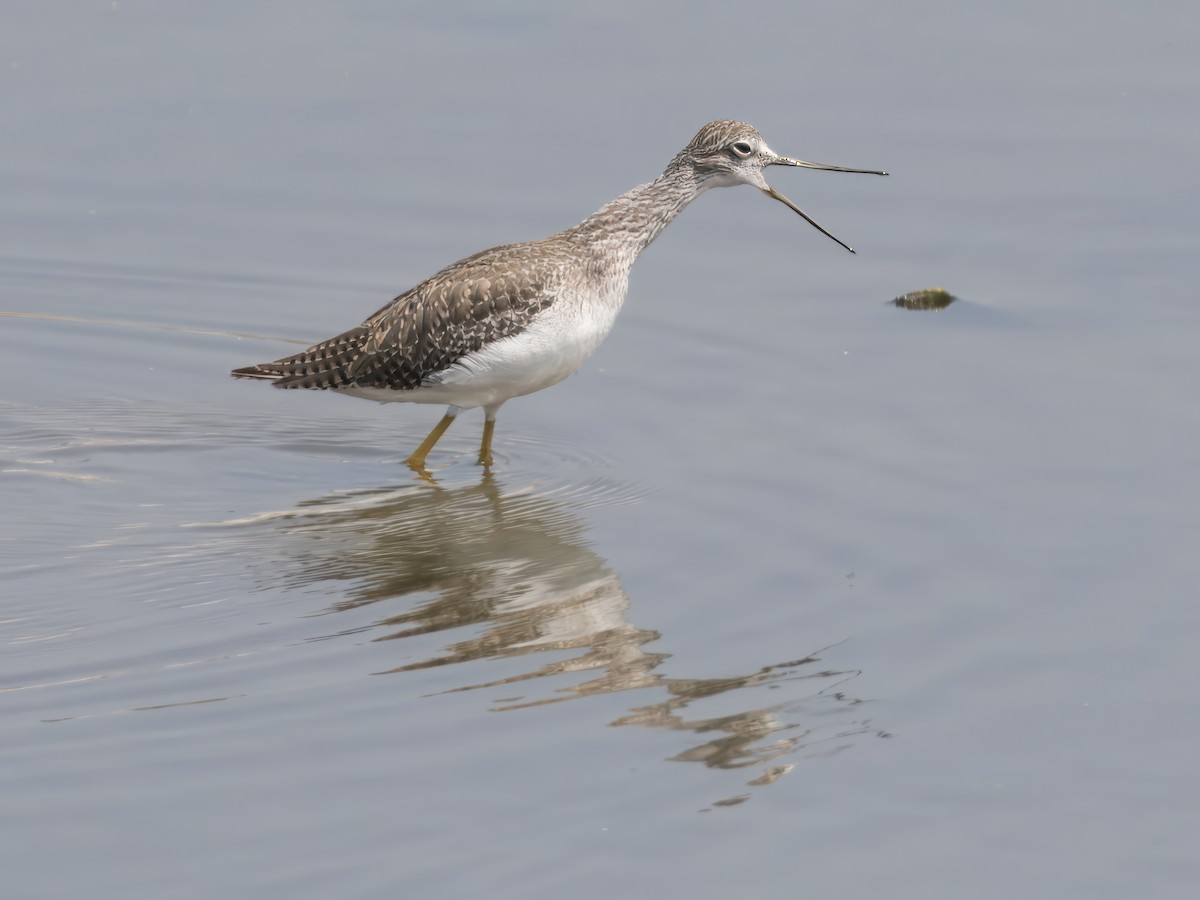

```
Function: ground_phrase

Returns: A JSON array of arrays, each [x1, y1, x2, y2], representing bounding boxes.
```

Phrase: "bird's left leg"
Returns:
[[478, 403, 504, 467]]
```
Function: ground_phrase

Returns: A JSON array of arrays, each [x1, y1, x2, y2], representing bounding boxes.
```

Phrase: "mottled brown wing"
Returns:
[[230, 243, 558, 392]]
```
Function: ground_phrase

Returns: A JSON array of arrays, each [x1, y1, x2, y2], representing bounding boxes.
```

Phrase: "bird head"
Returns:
[[674, 120, 887, 253]]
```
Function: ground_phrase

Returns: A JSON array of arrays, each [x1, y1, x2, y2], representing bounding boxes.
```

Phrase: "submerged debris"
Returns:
[[892, 288, 957, 311]]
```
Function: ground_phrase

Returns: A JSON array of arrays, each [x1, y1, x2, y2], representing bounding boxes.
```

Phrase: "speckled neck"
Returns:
[[563, 162, 702, 264]]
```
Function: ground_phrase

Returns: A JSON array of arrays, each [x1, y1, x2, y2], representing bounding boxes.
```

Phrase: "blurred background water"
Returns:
[[3, 2, 1198, 898]]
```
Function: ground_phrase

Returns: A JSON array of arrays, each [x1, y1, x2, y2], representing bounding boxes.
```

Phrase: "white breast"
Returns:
[[408, 272, 630, 410]]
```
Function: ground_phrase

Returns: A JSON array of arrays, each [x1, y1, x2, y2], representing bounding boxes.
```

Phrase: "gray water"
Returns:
[[3, 3, 1199, 898]]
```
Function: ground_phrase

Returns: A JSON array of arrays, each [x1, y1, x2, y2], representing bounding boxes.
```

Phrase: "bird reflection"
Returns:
[[268, 473, 888, 802]]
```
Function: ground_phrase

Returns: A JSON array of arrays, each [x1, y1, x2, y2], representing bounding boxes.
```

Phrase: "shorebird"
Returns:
[[232, 120, 886, 470]]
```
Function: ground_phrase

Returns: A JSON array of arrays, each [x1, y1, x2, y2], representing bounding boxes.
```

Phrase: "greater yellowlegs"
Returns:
[[232, 120, 886, 470]]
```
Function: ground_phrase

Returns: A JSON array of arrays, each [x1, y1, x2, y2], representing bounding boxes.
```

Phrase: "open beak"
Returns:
[[764, 155, 888, 254]]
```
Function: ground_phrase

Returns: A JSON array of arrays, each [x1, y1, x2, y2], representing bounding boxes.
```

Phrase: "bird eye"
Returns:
[[730, 140, 754, 158]]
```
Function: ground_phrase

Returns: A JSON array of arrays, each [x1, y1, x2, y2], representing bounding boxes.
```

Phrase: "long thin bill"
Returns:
[[764, 156, 887, 253], [773, 156, 888, 176], [762, 185, 859, 254]]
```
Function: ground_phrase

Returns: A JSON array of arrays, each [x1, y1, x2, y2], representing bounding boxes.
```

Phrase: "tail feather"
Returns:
[[230, 364, 284, 380], [230, 325, 370, 389]]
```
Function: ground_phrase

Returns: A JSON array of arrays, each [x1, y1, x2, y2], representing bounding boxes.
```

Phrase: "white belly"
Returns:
[[346, 278, 627, 410]]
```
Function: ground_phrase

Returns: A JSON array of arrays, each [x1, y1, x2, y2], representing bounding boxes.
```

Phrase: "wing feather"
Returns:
[[230, 242, 563, 392]]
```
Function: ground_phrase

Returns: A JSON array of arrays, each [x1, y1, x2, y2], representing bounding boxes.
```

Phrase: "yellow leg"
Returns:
[[478, 417, 496, 467], [406, 411, 456, 471]]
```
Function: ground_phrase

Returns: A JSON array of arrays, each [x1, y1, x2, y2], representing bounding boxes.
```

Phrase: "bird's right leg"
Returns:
[[406, 406, 459, 471]]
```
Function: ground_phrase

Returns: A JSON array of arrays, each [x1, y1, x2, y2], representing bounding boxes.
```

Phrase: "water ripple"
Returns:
[[1, 396, 884, 806]]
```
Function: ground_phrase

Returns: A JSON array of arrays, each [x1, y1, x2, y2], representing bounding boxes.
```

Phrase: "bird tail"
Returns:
[[230, 325, 370, 389], [230, 364, 284, 380]]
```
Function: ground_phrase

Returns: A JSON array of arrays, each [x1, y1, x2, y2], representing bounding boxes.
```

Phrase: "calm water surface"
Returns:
[[3, 3, 1199, 898]]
